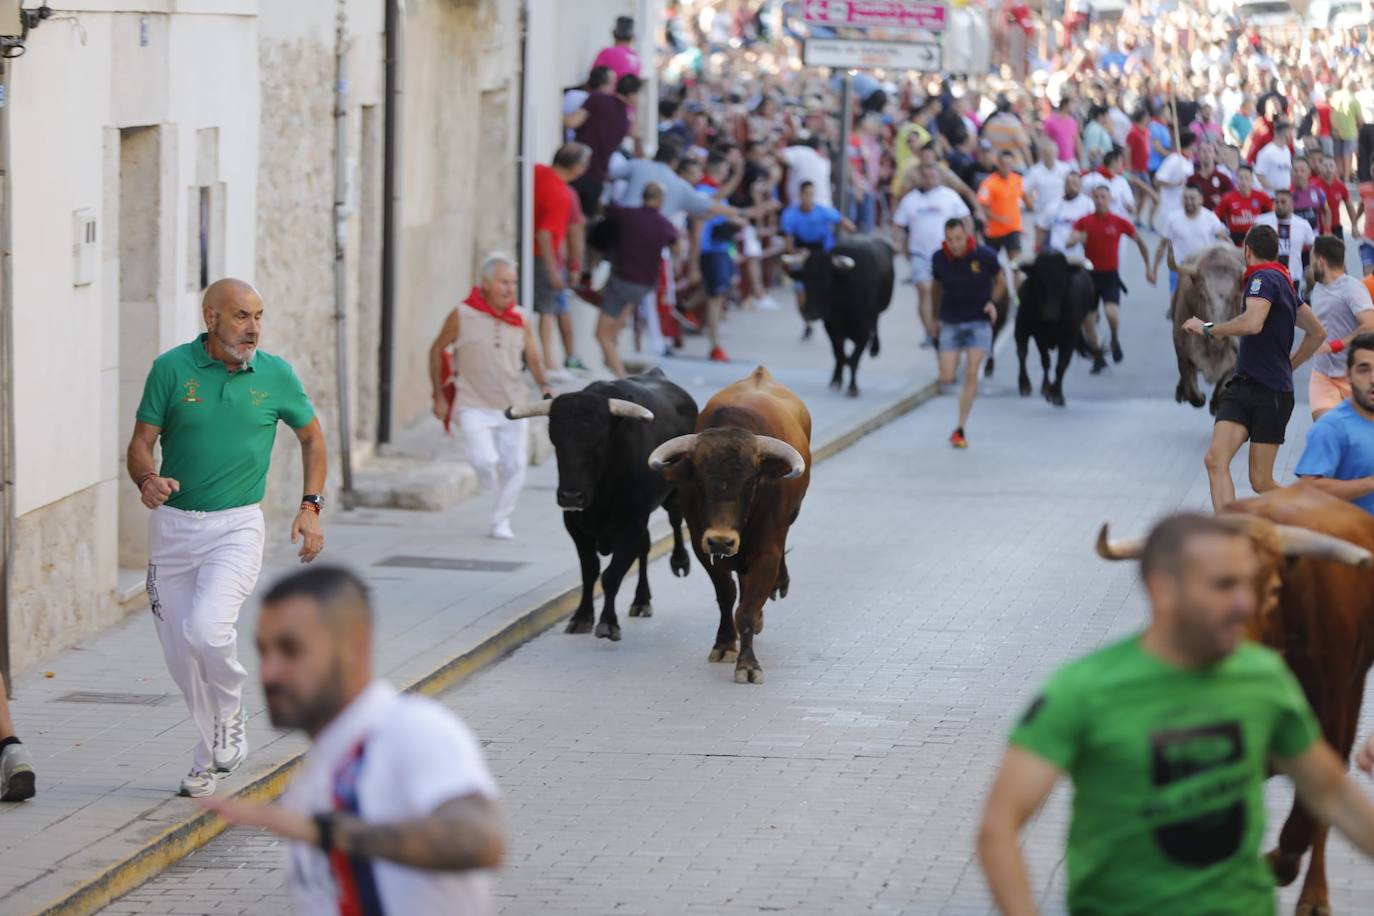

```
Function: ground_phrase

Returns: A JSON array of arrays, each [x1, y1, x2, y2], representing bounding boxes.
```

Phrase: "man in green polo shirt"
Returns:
[[978, 513, 1374, 915], [126, 278, 327, 798]]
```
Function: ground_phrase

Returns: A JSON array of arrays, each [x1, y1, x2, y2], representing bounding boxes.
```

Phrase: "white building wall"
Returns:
[[7, 3, 260, 672]]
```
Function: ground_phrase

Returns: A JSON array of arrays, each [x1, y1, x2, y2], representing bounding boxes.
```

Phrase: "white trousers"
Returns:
[[459, 408, 528, 527], [147, 504, 265, 770]]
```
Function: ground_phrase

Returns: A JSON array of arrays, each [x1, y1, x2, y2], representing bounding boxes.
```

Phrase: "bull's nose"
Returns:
[[556, 489, 586, 510], [703, 531, 739, 557]]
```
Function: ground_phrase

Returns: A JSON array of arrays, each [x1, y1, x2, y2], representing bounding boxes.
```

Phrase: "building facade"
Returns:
[[0, 0, 552, 674]]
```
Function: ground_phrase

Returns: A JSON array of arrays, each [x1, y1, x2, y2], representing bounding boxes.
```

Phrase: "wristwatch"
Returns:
[[301, 494, 324, 514], [1202, 322, 1214, 339]]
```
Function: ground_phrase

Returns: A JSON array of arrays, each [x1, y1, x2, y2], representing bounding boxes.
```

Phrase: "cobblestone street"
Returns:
[[96, 249, 1374, 915]]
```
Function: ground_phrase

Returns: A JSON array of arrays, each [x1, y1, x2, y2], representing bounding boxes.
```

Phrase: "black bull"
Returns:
[[504, 369, 698, 641], [795, 235, 895, 397], [1015, 252, 1096, 407]]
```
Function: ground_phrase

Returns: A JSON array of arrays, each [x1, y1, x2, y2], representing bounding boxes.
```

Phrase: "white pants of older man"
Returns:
[[459, 407, 529, 528], [147, 504, 264, 771]]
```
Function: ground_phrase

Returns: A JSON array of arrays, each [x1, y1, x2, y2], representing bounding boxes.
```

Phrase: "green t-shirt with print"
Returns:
[[1010, 635, 1320, 916], [136, 334, 315, 512]]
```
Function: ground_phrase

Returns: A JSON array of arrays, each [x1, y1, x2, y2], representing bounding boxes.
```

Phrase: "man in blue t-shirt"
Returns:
[[1183, 224, 1328, 510], [781, 180, 854, 338], [1296, 333, 1374, 514], [931, 219, 1004, 450]]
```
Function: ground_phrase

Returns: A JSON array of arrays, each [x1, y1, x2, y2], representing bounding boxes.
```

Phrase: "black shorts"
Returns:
[[570, 174, 604, 221], [1090, 270, 1122, 308], [1230, 231, 1247, 247], [1214, 375, 1296, 445], [987, 232, 1022, 254]]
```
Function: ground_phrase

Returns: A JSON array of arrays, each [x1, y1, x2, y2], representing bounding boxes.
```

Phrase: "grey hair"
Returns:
[[479, 252, 517, 282]]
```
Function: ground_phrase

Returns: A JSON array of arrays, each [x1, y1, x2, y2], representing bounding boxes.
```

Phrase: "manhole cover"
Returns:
[[58, 691, 177, 706], [374, 556, 527, 573]]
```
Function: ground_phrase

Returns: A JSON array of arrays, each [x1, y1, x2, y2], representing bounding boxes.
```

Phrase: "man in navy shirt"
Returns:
[[1296, 333, 1374, 514], [1184, 224, 1328, 510], [780, 181, 854, 335], [931, 219, 1004, 449]]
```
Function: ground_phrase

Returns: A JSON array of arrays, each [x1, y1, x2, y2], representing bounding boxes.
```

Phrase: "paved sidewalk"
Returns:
[[0, 283, 937, 915]]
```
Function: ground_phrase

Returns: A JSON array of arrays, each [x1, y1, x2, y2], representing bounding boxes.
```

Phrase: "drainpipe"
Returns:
[[0, 60, 13, 683], [378, 0, 403, 444], [332, 2, 354, 505], [517, 1, 531, 306]]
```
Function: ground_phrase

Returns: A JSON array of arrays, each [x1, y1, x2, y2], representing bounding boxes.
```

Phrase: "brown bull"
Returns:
[[648, 366, 811, 685], [1171, 244, 1245, 414], [1099, 485, 1374, 915]]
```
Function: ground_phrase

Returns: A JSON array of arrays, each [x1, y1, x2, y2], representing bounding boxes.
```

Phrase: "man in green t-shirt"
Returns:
[[126, 278, 328, 798], [979, 513, 1374, 915]]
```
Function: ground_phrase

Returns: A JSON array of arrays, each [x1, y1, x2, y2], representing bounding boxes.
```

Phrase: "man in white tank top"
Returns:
[[428, 254, 554, 539]]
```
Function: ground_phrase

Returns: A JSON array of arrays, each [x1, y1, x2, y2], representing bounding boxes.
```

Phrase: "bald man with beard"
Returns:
[[127, 278, 328, 798]]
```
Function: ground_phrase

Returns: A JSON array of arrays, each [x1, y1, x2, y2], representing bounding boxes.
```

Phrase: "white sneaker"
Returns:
[[212, 708, 247, 774], [178, 768, 218, 798], [0, 743, 36, 801], [756, 296, 781, 311], [490, 520, 515, 540]]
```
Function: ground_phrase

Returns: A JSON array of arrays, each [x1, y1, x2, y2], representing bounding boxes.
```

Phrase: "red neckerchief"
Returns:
[[1244, 260, 1292, 286], [942, 236, 975, 259], [463, 286, 524, 329]]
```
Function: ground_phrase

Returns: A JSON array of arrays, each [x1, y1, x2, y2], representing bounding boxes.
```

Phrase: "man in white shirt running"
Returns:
[[1153, 185, 1231, 295], [1037, 171, 1094, 259], [1080, 149, 1137, 220], [782, 134, 833, 208], [893, 164, 973, 344], [1307, 234, 1374, 419], [1255, 121, 1296, 196], [1024, 140, 1074, 225], [1154, 131, 1197, 228], [201, 567, 504, 916], [1256, 188, 1317, 288]]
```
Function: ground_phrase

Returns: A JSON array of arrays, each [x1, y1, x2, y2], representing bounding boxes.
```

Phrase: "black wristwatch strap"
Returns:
[[302, 494, 324, 511], [314, 812, 336, 853]]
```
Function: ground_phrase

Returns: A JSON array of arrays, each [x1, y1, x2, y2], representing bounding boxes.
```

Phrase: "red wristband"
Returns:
[[138, 472, 158, 492], [1331, 339, 1345, 354]]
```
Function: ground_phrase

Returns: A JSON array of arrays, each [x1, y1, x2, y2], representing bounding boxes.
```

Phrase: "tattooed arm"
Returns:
[[333, 793, 505, 871], [200, 792, 505, 873]]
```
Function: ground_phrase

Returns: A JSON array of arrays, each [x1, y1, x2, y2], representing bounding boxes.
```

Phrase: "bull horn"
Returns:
[[505, 399, 554, 420], [608, 399, 654, 421], [1095, 523, 1144, 560], [648, 434, 698, 471], [1272, 524, 1373, 568], [781, 252, 808, 268], [831, 254, 857, 270], [756, 435, 807, 479]]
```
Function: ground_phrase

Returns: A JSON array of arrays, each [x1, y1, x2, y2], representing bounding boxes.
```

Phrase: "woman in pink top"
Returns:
[[1042, 99, 1081, 164]]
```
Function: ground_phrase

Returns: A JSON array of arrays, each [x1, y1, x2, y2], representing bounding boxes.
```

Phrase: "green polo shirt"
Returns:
[[136, 334, 315, 512]]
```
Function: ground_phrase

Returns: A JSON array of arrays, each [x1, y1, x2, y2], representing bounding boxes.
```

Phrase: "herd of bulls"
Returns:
[[506, 365, 809, 685], [501, 238, 1374, 911]]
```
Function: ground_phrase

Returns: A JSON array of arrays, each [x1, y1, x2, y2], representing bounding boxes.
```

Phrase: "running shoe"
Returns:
[[950, 428, 968, 449], [755, 296, 781, 311], [212, 708, 247, 774], [1111, 339, 1124, 363], [1091, 352, 1109, 374], [673, 309, 702, 333], [0, 742, 35, 801], [709, 346, 730, 362], [490, 520, 515, 540], [178, 768, 219, 798], [564, 356, 588, 372]]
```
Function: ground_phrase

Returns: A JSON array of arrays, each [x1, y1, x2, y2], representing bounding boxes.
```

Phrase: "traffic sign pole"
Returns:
[[836, 72, 852, 228]]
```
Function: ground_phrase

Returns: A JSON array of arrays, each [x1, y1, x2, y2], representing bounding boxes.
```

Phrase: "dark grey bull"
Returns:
[[1171, 244, 1245, 414]]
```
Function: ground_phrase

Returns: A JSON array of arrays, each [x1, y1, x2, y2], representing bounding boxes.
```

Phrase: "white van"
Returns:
[[1237, 0, 1304, 28]]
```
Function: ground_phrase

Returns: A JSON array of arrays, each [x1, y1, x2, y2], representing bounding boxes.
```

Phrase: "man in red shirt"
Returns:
[[533, 144, 590, 375], [1314, 153, 1357, 238], [1214, 164, 1273, 246], [1187, 144, 1234, 212], [1066, 185, 1157, 372], [1125, 109, 1157, 230]]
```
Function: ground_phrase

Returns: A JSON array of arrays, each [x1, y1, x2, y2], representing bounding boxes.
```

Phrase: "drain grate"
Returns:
[[375, 556, 527, 573], [58, 691, 177, 707]]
